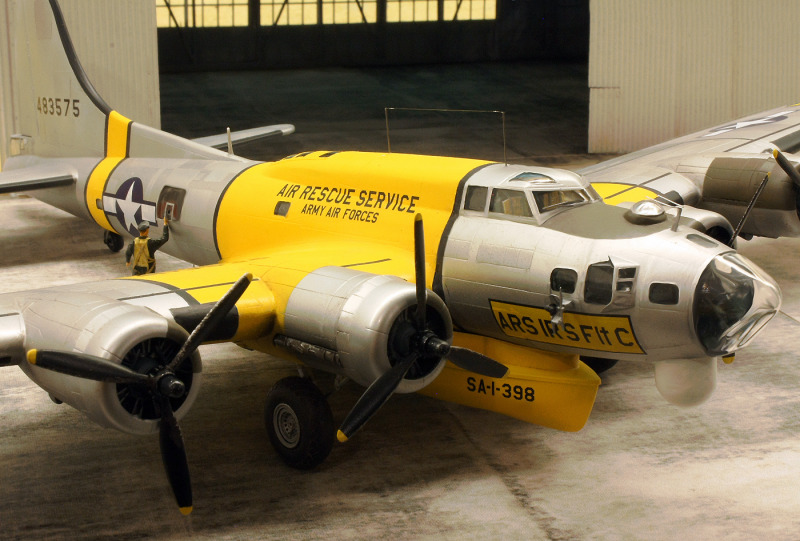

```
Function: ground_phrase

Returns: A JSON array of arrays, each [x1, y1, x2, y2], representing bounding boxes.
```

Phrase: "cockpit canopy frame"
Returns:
[[461, 167, 601, 224]]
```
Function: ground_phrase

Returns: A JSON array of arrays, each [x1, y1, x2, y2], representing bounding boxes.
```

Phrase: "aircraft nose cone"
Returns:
[[693, 253, 781, 355]]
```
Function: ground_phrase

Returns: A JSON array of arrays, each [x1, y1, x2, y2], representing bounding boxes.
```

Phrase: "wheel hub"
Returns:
[[273, 403, 300, 449]]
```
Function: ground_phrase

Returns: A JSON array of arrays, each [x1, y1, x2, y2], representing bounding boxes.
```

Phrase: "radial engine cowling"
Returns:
[[282, 266, 452, 393], [16, 291, 201, 435]]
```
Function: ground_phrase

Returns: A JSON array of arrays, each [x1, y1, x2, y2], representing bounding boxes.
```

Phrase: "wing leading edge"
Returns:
[[192, 124, 296, 151], [582, 105, 800, 239]]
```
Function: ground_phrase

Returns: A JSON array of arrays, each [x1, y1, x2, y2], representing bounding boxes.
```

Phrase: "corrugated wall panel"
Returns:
[[58, 0, 160, 127], [589, 0, 800, 154], [0, 2, 11, 168], [0, 0, 159, 167]]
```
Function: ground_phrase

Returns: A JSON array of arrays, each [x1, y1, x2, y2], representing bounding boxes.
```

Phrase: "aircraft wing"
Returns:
[[0, 262, 272, 369], [0, 158, 77, 194], [0, 240, 416, 371], [579, 105, 800, 239], [0, 241, 419, 513], [192, 124, 296, 150]]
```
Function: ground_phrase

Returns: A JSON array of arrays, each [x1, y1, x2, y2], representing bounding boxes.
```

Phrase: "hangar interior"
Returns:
[[1, 1, 800, 540], [154, 0, 589, 71]]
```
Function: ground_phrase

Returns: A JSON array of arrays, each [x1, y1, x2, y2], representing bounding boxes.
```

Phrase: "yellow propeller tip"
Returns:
[[414, 213, 422, 222], [244, 272, 253, 281], [336, 430, 349, 443], [773, 149, 779, 158], [26, 349, 38, 365], [179, 506, 193, 516]]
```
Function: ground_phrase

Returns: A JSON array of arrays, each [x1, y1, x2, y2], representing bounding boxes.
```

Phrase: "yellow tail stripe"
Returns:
[[86, 111, 132, 231], [106, 111, 131, 158]]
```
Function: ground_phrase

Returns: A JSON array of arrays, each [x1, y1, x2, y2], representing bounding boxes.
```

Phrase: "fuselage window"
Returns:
[[585, 261, 614, 305], [464, 186, 488, 211], [616, 267, 637, 292], [650, 283, 679, 305], [157, 186, 186, 221], [550, 268, 578, 294], [489, 189, 533, 217]]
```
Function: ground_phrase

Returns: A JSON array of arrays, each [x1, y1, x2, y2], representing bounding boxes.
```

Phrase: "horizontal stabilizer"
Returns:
[[0, 162, 76, 194], [192, 124, 295, 150]]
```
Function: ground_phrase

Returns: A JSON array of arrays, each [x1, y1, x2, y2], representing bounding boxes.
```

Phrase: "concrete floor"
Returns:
[[2, 63, 800, 539]]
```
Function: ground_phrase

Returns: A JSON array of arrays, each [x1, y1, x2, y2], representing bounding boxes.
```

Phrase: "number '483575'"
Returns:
[[37, 97, 80, 117]]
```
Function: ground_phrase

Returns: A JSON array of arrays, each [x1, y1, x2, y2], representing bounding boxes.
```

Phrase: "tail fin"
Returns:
[[6, 0, 110, 159], [3, 0, 233, 162]]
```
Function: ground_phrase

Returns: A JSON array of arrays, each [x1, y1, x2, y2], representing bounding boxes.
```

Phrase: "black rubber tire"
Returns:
[[104, 231, 124, 252], [581, 357, 619, 375], [264, 376, 334, 470]]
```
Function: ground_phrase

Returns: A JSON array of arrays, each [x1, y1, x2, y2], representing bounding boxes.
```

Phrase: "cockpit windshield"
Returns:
[[463, 174, 599, 222], [533, 189, 592, 212], [490, 189, 533, 217]]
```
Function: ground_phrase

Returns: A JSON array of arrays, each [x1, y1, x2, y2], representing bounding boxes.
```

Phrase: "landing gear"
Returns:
[[581, 356, 618, 374], [104, 230, 124, 252], [264, 376, 334, 469]]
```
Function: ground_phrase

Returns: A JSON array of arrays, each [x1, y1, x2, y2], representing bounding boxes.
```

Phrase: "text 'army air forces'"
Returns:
[[277, 183, 420, 223]]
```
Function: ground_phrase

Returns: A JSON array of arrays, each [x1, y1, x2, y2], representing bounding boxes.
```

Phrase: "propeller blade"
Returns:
[[773, 149, 800, 187], [729, 172, 771, 247], [168, 272, 253, 371], [337, 356, 416, 443], [418, 334, 509, 379], [413, 214, 427, 328], [447, 346, 509, 379], [27, 349, 152, 385], [338, 214, 508, 444], [158, 397, 193, 515]]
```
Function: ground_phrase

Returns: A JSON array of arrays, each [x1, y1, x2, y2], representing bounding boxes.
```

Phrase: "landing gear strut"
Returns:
[[581, 356, 618, 374], [264, 376, 334, 469], [104, 230, 124, 252]]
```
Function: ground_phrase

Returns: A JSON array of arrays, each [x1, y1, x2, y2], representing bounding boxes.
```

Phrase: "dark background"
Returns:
[[158, 0, 589, 72]]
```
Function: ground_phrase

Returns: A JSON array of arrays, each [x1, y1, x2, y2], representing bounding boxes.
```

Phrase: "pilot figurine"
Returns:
[[125, 218, 170, 275]]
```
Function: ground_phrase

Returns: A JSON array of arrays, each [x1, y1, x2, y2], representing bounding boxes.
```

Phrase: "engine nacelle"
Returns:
[[15, 290, 201, 435], [283, 266, 452, 392], [699, 154, 800, 238]]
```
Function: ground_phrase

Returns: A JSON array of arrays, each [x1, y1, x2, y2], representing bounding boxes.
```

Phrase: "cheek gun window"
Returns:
[[650, 283, 679, 305], [489, 189, 533, 217], [550, 268, 578, 294], [585, 261, 614, 305]]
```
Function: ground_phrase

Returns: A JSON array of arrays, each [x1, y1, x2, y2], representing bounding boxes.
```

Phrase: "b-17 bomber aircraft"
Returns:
[[0, 0, 789, 515]]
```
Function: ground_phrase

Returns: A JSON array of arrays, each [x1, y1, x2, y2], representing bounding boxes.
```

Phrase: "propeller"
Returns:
[[336, 215, 507, 443], [729, 172, 770, 247], [26, 272, 253, 514]]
